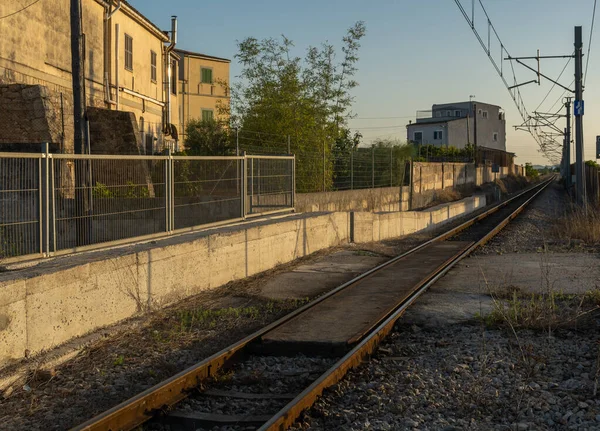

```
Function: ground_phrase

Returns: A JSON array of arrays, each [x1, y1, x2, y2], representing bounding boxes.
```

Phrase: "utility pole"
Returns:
[[473, 103, 478, 167], [71, 0, 90, 246], [565, 98, 572, 192], [70, 0, 85, 154], [574, 26, 585, 204], [467, 95, 475, 149]]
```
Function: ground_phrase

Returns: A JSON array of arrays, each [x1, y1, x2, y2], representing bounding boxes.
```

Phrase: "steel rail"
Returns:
[[72, 177, 555, 431], [260, 176, 555, 430]]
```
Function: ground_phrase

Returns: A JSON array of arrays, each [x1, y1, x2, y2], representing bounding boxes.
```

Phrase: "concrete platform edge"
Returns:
[[0, 195, 485, 367]]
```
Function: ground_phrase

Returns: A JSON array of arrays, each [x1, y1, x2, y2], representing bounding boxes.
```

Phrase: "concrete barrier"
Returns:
[[352, 195, 485, 243], [0, 194, 485, 367], [295, 186, 410, 213]]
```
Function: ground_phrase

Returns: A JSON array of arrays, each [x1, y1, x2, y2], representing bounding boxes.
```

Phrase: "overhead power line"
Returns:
[[584, 0, 597, 86], [348, 115, 415, 120], [535, 56, 572, 112], [452, 0, 576, 164], [0, 0, 43, 20], [350, 125, 404, 130]]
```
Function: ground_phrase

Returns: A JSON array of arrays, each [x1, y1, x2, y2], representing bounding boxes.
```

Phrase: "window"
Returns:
[[482, 111, 488, 119], [446, 110, 452, 117], [125, 34, 133, 71], [171, 60, 177, 95], [478, 109, 482, 115], [436, 111, 442, 118], [493, 132, 498, 142], [150, 51, 157, 82], [201, 68, 213, 84], [202, 109, 214, 122], [434, 130, 443, 140], [413, 131, 423, 143], [455, 110, 461, 117]]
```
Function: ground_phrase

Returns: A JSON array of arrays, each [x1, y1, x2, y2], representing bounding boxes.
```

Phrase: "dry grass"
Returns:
[[429, 188, 462, 206], [554, 204, 600, 244]]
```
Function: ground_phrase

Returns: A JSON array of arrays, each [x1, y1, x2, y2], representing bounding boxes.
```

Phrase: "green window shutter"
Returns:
[[201, 68, 213, 84], [202, 110, 214, 122]]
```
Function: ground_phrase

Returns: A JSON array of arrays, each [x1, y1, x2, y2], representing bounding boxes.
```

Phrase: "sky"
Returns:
[[131, 0, 599, 166]]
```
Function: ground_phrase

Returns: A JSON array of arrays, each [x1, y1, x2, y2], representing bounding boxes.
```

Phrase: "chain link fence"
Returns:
[[235, 132, 411, 194], [0, 149, 294, 261]]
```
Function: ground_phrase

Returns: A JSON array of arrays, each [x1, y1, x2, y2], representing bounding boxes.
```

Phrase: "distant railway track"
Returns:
[[72, 177, 555, 431]]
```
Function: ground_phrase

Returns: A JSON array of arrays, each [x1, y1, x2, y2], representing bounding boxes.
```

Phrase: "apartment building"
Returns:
[[0, 0, 179, 154], [175, 49, 231, 140], [407, 101, 506, 151]]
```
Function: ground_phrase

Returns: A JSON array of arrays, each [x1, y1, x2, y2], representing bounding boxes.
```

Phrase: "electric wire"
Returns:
[[0, 0, 43, 20], [584, 0, 597, 86], [535, 56, 572, 112]]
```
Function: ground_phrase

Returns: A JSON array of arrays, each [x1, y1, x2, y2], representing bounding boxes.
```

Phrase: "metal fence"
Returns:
[[238, 139, 411, 193], [0, 148, 294, 261]]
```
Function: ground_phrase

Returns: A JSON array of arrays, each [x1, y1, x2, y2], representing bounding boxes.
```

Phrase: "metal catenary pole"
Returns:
[[473, 103, 478, 167], [574, 26, 585, 204], [565, 98, 572, 193]]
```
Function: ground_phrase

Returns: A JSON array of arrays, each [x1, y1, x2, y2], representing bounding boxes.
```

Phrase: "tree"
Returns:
[[184, 118, 234, 156], [231, 22, 367, 192], [350, 139, 413, 189], [525, 162, 539, 179], [332, 129, 362, 189]]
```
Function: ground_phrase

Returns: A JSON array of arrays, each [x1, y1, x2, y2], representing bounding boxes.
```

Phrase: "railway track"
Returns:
[[73, 177, 555, 431]]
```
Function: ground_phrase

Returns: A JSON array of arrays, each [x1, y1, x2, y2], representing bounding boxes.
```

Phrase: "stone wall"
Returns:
[[87, 107, 144, 155], [0, 84, 64, 148]]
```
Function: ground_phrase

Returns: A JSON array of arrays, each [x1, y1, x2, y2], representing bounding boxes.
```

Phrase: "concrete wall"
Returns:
[[411, 161, 524, 208], [0, 193, 485, 367], [353, 195, 485, 243], [295, 186, 411, 213]]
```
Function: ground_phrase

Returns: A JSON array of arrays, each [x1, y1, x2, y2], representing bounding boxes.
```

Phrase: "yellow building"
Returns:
[[175, 49, 231, 141], [0, 0, 180, 153]]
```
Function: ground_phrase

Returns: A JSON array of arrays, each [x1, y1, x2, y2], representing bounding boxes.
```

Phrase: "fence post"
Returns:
[[409, 158, 414, 210], [442, 163, 445, 189], [291, 155, 296, 210], [322, 140, 326, 192], [241, 152, 247, 219], [250, 157, 254, 215], [166, 148, 173, 233], [390, 146, 393, 187], [41, 143, 50, 257], [350, 148, 354, 190], [372, 146, 375, 188]]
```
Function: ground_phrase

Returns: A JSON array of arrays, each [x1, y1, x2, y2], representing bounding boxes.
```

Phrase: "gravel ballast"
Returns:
[[293, 322, 600, 431]]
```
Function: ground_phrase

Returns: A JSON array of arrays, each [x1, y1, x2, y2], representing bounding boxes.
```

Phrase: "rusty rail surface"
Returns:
[[72, 177, 555, 431]]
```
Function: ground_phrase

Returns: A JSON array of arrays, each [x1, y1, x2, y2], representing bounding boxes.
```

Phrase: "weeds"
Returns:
[[480, 288, 599, 331], [113, 355, 125, 366], [175, 299, 309, 333], [177, 306, 261, 332], [553, 203, 600, 244]]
